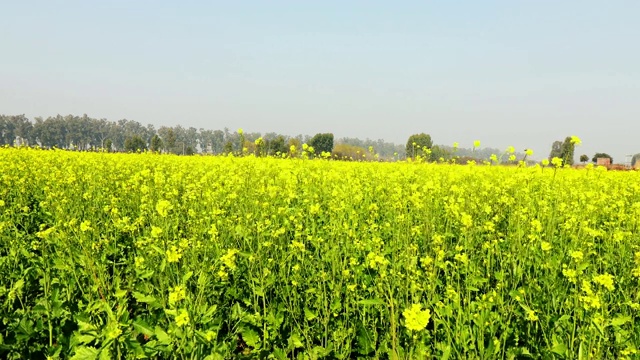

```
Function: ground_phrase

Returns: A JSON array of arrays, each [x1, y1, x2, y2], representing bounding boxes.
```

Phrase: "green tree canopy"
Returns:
[[308, 133, 334, 154], [592, 153, 613, 164], [548, 140, 563, 160], [124, 135, 147, 152], [405, 133, 433, 159], [560, 137, 575, 165], [579, 154, 589, 163], [150, 134, 163, 152], [266, 135, 288, 156]]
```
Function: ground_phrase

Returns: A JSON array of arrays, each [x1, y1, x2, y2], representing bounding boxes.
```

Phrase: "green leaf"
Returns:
[[182, 271, 194, 283], [578, 342, 584, 360], [70, 346, 100, 360], [441, 344, 452, 360], [197, 273, 209, 288], [288, 333, 304, 349], [132, 292, 160, 308], [253, 286, 264, 297], [200, 304, 218, 324], [518, 303, 533, 313], [154, 327, 171, 345], [72, 334, 96, 346], [311, 346, 330, 357], [271, 348, 287, 360], [577, 262, 589, 272], [203, 354, 226, 360], [610, 315, 631, 327], [124, 338, 146, 358], [304, 308, 317, 321], [132, 320, 154, 337], [357, 299, 385, 306], [137, 270, 155, 279], [241, 328, 261, 348], [550, 341, 567, 356], [519, 347, 533, 357], [150, 245, 164, 256], [98, 348, 111, 360], [356, 326, 374, 355]]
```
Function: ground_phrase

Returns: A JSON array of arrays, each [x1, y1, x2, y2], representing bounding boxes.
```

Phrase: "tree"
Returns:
[[560, 137, 575, 165], [548, 141, 563, 160], [150, 134, 163, 152], [267, 135, 288, 156], [592, 153, 613, 164], [0, 115, 33, 146], [223, 141, 233, 155], [632, 154, 640, 168], [164, 128, 177, 153], [309, 133, 334, 155], [124, 136, 146, 152], [104, 139, 113, 152], [579, 154, 589, 164], [430, 145, 451, 162], [94, 118, 113, 149], [405, 133, 433, 159]]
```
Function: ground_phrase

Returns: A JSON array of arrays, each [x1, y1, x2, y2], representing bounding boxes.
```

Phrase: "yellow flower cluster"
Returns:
[[166, 246, 182, 263], [169, 285, 186, 305], [402, 304, 431, 331]]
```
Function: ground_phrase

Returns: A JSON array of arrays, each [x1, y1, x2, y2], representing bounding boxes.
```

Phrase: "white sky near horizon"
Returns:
[[1, 1, 639, 162]]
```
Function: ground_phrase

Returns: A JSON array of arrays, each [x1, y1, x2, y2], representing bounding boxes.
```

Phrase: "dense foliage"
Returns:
[[308, 133, 334, 155], [405, 133, 433, 159], [1, 148, 639, 359], [593, 153, 614, 164], [0, 114, 396, 158]]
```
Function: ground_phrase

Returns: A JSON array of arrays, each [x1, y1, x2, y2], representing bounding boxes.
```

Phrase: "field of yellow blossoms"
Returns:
[[1, 147, 639, 359]]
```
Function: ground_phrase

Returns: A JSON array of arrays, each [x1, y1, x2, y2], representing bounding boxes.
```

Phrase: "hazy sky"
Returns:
[[2, 1, 639, 161]]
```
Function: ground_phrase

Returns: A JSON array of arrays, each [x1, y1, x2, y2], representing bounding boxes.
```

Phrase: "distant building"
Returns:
[[596, 158, 611, 166]]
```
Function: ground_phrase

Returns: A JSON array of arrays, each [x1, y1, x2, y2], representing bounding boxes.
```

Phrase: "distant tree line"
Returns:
[[8, 114, 622, 165], [0, 114, 329, 156], [0, 113, 421, 160]]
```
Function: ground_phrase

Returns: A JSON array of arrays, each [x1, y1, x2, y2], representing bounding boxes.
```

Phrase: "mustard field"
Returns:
[[1, 147, 639, 359]]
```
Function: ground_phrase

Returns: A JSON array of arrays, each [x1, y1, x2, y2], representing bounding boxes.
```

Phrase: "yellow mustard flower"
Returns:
[[175, 309, 190, 327], [166, 246, 182, 263], [151, 226, 163, 238], [402, 304, 431, 331], [169, 285, 186, 305], [155, 199, 171, 217], [593, 273, 614, 291]]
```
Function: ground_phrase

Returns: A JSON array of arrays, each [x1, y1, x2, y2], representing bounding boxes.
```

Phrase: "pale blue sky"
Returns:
[[2, 1, 639, 161]]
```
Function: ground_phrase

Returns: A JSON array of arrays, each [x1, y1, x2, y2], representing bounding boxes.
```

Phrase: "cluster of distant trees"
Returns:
[[0, 114, 389, 158], [548, 135, 638, 166], [4, 114, 633, 165], [0, 113, 500, 162], [0, 114, 416, 160], [548, 137, 578, 165], [403, 133, 531, 164]]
